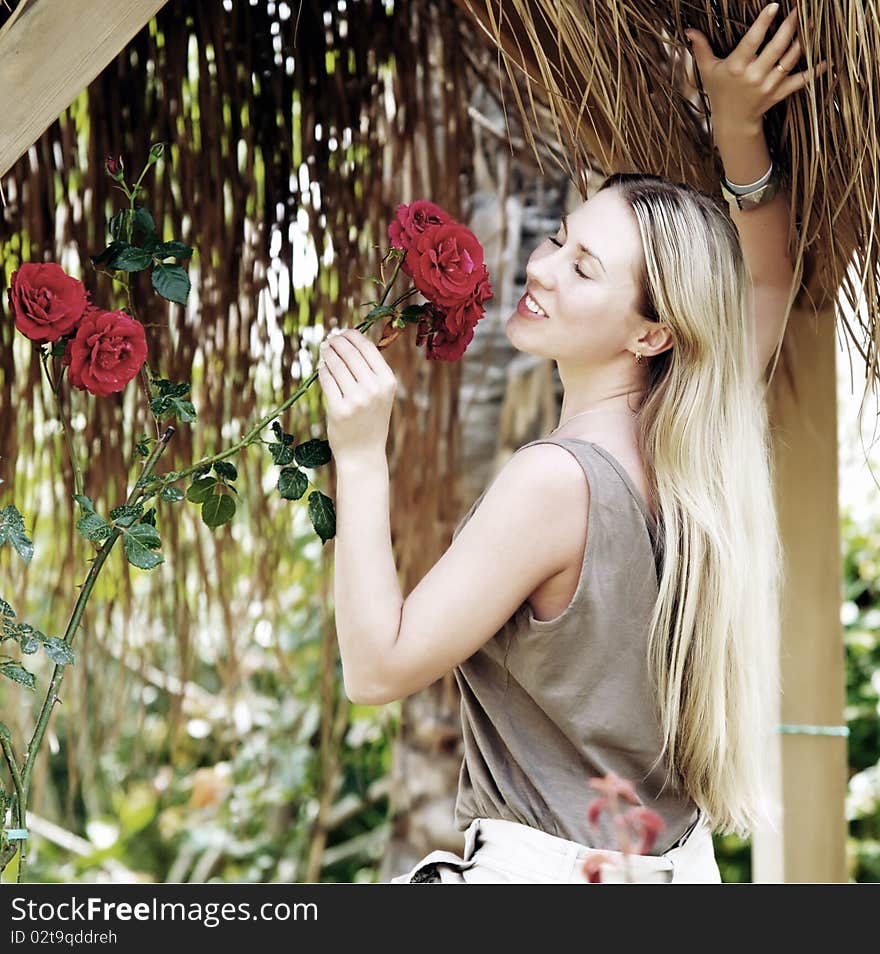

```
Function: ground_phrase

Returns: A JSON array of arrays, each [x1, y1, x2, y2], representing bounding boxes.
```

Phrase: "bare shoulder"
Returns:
[[491, 441, 590, 506], [480, 442, 590, 563]]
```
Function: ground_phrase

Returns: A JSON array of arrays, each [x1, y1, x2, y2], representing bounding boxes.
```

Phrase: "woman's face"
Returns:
[[506, 189, 649, 368]]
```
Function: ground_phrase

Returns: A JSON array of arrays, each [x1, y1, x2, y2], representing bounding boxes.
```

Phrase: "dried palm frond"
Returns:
[[456, 0, 879, 406]]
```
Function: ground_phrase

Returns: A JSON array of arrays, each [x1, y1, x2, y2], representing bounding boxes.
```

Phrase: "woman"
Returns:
[[316, 5, 827, 883]]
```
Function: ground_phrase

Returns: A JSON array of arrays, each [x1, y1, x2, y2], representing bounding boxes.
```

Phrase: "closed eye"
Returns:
[[547, 235, 590, 279]]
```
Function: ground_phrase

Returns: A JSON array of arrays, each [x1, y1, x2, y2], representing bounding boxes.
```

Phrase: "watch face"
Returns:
[[724, 179, 778, 209]]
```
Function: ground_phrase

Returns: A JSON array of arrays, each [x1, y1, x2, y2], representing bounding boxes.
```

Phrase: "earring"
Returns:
[[635, 351, 643, 363]]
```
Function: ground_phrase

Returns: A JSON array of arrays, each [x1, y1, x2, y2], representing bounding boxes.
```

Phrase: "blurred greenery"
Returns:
[[710, 500, 880, 883], [5, 495, 877, 882]]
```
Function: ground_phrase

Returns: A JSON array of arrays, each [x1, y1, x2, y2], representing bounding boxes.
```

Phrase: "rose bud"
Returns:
[[105, 156, 125, 182]]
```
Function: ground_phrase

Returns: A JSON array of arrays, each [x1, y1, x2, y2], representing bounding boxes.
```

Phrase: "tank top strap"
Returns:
[[452, 436, 662, 564], [453, 435, 658, 543]]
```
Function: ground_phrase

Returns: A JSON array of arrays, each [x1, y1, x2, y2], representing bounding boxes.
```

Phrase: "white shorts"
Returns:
[[389, 811, 722, 884]]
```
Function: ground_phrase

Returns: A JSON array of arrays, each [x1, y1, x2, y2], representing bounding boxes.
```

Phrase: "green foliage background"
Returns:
[[2, 496, 877, 882]]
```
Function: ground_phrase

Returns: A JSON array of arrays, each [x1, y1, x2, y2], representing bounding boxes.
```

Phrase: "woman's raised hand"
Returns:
[[685, 3, 829, 136]]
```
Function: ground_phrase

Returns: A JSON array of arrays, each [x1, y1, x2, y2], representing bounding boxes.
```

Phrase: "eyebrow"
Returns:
[[561, 215, 606, 273]]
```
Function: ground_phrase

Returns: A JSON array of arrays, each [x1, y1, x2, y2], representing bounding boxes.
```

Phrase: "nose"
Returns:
[[525, 242, 558, 291]]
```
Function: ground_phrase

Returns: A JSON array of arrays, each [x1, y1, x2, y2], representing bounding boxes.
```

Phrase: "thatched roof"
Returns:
[[0, 0, 875, 657], [457, 0, 878, 393]]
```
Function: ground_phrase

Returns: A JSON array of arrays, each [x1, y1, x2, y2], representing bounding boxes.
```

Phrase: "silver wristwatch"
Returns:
[[720, 162, 780, 211]]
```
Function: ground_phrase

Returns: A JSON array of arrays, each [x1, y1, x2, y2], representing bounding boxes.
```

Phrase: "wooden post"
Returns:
[[0, 0, 170, 178], [752, 303, 849, 882]]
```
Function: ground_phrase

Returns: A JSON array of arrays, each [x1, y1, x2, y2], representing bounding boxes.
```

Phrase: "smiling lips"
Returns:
[[518, 290, 549, 319]]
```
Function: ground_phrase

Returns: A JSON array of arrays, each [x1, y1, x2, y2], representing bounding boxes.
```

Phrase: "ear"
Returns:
[[638, 322, 674, 357]]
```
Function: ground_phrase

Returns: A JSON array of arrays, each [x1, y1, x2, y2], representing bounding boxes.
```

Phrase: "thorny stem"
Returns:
[[40, 352, 84, 499], [7, 427, 176, 882], [120, 191, 158, 439], [137, 265, 406, 499], [0, 736, 25, 881]]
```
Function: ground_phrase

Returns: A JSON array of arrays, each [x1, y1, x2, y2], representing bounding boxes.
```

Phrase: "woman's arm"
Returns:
[[686, 5, 829, 370], [317, 329, 584, 705], [714, 122, 798, 372], [712, 122, 794, 289]]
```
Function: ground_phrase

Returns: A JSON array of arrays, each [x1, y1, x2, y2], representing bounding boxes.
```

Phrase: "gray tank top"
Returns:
[[451, 436, 700, 855]]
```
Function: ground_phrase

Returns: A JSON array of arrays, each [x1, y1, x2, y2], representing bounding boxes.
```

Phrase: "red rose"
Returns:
[[63, 307, 148, 396], [442, 264, 493, 334], [407, 223, 486, 308], [415, 306, 475, 361], [387, 201, 454, 267], [8, 262, 88, 342]]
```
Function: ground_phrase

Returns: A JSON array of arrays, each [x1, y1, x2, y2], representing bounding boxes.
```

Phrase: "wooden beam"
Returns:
[[752, 302, 849, 882], [0, 0, 171, 179]]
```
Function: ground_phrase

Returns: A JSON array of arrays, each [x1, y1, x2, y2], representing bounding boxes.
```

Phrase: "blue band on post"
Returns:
[[777, 724, 850, 737]]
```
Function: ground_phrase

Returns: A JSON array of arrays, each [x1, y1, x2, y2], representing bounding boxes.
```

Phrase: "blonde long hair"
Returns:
[[597, 173, 783, 838]]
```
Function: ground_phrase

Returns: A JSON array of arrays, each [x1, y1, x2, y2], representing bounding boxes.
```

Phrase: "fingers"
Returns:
[[729, 3, 781, 70], [317, 357, 343, 406], [776, 33, 802, 74], [322, 331, 375, 384], [755, 6, 798, 73], [684, 29, 718, 73], [317, 327, 397, 405], [773, 59, 829, 100]]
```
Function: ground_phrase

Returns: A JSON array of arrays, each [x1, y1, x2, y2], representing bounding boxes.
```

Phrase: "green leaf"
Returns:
[[150, 393, 197, 423], [269, 443, 295, 466], [186, 476, 218, 503], [141, 507, 157, 527], [192, 463, 212, 478], [122, 523, 164, 570], [0, 721, 11, 742], [73, 494, 96, 512], [10, 622, 45, 642], [159, 486, 184, 503], [154, 240, 193, 260], [42, 637, 75, 666], [109, 209, 132, 242], [76, 511, 113, 543], [132, 205, 156, 242], [109, 246, 153, 272], [0, 661, 36, 691], [20, 634, 40, 654], [365, 306, 395, 322], [0, 598, 15, 620], [213, 461, 238, 482], [151, 378, 191, 398], [308, 490, 336, 543], [151, 264, 191, 305], [294, 439, 332, 469], [90, 241, 127, 268], [401, 304, 428, 323], [0, 506, 33, 563], [201, 494, 236, 528], [277, 467, 308, 501], [110, 504, 144, 528]]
